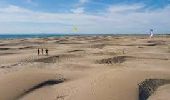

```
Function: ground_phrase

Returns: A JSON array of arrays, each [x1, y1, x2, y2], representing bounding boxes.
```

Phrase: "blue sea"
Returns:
[[0, 34, 116, 39], [0, 33, 168, 39], [0, 34, 71, 39]]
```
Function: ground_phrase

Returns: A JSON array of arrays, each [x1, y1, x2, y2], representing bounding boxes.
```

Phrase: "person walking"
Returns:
[[38, 48, 40, 55], [41, 48, 43, 55], [45, 48, 48, 56]]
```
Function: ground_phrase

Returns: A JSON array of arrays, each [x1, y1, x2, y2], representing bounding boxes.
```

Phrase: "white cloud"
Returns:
[[71, 0, 89, 15], [108, 4, 144, 13], [71, 7, 85, 14], [0, 4, 170, 34], [0, 5, 31, 13]]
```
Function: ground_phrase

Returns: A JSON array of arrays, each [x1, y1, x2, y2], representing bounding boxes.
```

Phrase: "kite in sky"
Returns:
[[73, 26, 78, 32]]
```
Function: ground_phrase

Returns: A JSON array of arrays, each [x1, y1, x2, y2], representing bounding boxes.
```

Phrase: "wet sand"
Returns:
[[0, 35, 170, 100]]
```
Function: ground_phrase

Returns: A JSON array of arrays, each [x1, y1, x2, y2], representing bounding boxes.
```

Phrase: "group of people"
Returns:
[[38, 48, 48, 56]]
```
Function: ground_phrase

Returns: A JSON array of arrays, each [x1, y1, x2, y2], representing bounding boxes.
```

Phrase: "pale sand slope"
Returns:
[[19, 69, 170, 100], [148, 84, 170, 100], [0, 36, 170, 100], [0, 69, 64, 100]]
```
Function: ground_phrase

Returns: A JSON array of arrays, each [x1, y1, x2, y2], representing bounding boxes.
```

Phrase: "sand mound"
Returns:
[[18, 46, 34, 50], [0, 69, 65, 100], [96, 56, 128, 64], [148, 84, 170, 100], [1, 36, 170, 100], [0, 46, 33, 51], [89, 43, 106, 49], [68, 50, 85, 53], [0, 48, 11, 50], [34, 56, 59, 63], [33, 54, 81, 63], [0, 52, 16, 56], [138, 79, 170, 100], [63, 64, 92, 71], [0, 63, 19, 69], [22, 54, 83, 63], [147, 40, 166, 45], [19, 79, 65, 99]]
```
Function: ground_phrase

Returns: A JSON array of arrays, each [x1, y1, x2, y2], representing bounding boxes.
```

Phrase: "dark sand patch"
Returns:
[[18, 79, 65, 99], [89, 43, 106, 49], [147, 40, 166, 45], [68, 50, 85, 53], [0, 63, 19, 69], [96, 55, 169, 65], [0, 48, 11, 50], [96, 56, 128, 64], [18, 46, 34, 50], [92, 51, 116, 56], [33, 54, 83, 63], [0, 46, 34, 51], [138, 79, 170, 100], [0, 52, 16, 56], [63, 64, 92, 71]]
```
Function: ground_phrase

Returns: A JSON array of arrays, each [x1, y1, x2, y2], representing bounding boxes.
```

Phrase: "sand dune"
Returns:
[[0, 69, 64, 100], [0, 35, 170, 100], [148, 84, 170, 100]]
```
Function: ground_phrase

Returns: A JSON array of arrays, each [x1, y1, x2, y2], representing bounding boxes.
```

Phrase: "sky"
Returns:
[[0, 0, 170, 34]]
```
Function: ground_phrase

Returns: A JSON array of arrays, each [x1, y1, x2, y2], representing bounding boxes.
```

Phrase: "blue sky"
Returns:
[[0, 0, 170, 34]]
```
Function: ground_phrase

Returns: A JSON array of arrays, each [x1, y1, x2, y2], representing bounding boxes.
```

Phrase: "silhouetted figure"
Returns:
[[45, 49, 48, 56], [41, 48, 43, 55], [38, 48, 40, 55]]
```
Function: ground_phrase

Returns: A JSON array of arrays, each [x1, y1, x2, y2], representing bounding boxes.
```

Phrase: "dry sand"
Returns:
[[0, 35, 170, 100], [148, 84, 170, 100]]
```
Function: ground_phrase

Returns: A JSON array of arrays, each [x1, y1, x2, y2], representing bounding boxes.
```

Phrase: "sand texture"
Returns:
[[0, 35, 170, 100]]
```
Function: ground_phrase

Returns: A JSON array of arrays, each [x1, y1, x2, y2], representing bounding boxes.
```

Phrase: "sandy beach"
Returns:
[[0, 35, 170, 100]]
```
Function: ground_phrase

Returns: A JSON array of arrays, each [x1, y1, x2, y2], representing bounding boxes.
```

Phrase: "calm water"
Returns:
[[0, 34, 168, 39], [0, 34, 68, 39], [0, 34, 115, 39]]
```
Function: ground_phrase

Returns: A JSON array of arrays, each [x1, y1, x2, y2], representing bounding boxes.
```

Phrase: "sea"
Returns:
[[0, 34, 120, 39], [0, 34, 67, 39], [0, 33, 169, 39]]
